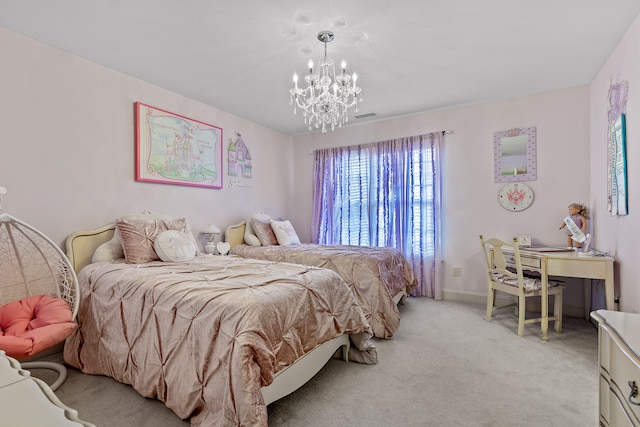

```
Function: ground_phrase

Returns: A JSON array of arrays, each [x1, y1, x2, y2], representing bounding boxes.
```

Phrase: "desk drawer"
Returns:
[[505, 254, 541, 269]]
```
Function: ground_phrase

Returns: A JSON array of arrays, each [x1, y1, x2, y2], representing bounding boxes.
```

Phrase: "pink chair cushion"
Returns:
[[0, 295, 76, 360]]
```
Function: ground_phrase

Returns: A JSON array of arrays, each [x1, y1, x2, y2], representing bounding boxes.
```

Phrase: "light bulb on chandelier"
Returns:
[[289, 31, 363, 133]]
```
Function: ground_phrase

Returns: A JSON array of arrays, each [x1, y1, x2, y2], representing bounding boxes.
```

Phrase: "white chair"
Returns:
[[0, 188, 79, 391], [480, 235, 563, 338]]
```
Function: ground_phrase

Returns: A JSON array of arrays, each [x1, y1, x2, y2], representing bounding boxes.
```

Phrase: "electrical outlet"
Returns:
[[453, 266, 461, 277]]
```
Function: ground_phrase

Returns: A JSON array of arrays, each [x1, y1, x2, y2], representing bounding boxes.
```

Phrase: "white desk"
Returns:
[[503, 247, 615, 340]]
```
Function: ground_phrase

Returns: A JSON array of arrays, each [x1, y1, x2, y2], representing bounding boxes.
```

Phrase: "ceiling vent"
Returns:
[[354, 113, 376, 119]]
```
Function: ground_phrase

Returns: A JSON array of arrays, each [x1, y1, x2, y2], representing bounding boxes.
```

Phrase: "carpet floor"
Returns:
[[35, 297, 599, 426]]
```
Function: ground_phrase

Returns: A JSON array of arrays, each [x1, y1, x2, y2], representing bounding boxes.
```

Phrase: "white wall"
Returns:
[[0, 27, 294, 250], [292, 87, 591, 308], [590, 14, 640, 313]]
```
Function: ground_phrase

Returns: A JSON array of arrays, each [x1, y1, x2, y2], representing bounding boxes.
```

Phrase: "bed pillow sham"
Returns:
[[244, 211, 271, 246], [270, 219, 301, 246], [92, 210, 172, 262], [250, 218, 278, 246], [117, 217, 196, 264]]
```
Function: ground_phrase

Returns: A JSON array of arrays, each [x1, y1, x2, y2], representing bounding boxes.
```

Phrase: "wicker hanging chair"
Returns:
[[0, 186, 79, 391]]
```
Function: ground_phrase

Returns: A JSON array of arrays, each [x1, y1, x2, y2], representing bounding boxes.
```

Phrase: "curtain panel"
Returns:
[[312, 132, 442, 298]]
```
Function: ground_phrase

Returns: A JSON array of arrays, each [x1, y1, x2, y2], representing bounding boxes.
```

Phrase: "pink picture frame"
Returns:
[[135, 102, 223, 189]]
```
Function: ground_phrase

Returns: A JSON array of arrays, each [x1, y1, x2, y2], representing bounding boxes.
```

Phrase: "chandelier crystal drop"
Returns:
[[289, 31, 363, 133]]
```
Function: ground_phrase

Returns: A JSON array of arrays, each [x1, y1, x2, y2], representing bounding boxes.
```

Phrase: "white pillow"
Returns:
[[154, 230, 197, 262], [92, 210, 173, 262], [91, 237, 124, 263], [118, 217, 194, 264], [244, 211, 271, 246], [270, 219, 301, 246]]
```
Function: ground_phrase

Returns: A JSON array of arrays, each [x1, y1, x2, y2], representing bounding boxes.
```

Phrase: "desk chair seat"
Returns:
[[480, 235, 563, 339]]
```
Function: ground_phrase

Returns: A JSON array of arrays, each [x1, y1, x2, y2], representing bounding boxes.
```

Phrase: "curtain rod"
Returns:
[[308, 129, 454, 154]]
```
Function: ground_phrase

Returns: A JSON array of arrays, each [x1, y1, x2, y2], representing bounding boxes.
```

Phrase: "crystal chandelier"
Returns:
[[289, 31, 363, 133]]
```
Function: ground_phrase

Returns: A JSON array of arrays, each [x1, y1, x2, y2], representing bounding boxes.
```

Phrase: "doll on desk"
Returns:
[[559, 202, 590, 248]]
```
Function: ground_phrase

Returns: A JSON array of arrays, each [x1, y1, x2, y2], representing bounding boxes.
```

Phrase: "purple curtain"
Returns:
[[312, 133, 442, 298]]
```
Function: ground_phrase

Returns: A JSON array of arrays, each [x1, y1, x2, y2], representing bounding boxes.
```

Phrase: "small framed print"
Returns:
[[516, 233, 532, 247]]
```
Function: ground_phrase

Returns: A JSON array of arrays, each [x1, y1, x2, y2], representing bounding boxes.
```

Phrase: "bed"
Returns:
[[62, 221, 377, 426], [226, 220, 417, 339]]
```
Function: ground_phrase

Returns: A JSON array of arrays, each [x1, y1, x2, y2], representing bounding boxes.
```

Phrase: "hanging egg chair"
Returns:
[[0, 186, 79, 390]]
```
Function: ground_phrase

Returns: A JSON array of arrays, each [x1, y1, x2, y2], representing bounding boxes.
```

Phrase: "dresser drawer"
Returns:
[[608, 329, 640, 425], [610, 389, 636, 427]]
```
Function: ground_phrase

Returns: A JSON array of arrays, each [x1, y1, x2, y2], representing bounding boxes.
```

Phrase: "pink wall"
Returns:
[[0, 28, 294, 250], [4, 20, 636, 314], [292, 87, 591, 308], [590, 14, 640, 313]]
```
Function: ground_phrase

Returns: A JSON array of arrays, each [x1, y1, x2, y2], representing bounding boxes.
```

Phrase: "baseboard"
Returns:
[[441, 288, 587, 319]]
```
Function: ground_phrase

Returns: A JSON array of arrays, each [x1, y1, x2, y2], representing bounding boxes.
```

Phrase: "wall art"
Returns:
[[493, 127, 537, 183], [607, 79, 629, 215], [135, 102, 223, 189], [227, 132, 252, 188]]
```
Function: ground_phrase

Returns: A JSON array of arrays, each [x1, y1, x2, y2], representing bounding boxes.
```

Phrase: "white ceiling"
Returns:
[[1, 1, 639, 136]]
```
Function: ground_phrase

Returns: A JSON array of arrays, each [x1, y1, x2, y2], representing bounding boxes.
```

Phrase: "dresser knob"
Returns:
[[629, 381, 640, 406]]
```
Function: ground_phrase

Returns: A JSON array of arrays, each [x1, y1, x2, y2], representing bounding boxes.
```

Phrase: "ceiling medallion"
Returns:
[[289, 30, 363, 133]]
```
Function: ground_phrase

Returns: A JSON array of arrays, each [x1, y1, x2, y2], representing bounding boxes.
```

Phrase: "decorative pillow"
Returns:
[[154, 230, 197, 262], [92, 210, 172, 262], [117, 217, 196, 264], [244, 211, 271, 246], [270, 219, 301, 246], [251, 218, 278, 246], [0, 295, 76, 359], [91, 237, 125, 263]]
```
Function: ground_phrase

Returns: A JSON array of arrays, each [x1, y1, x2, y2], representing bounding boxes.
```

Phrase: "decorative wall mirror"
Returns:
[[493, 127, 537, 183]]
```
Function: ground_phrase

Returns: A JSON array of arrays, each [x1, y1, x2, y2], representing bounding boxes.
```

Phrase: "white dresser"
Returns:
[[592, 310, 640, 426], [0, 350, 95, 426]]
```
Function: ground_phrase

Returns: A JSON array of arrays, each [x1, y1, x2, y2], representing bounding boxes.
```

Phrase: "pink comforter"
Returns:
[[64, 255, 375, 426], [230, 244, 417, 338]]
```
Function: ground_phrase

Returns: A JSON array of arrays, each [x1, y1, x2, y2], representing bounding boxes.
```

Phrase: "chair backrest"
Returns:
[[479, 235, 525, 290], [0, 213, 79, 319]]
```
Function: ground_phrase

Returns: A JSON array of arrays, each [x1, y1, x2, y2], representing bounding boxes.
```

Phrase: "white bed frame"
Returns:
[[65, 224, 349, 405], [225, 221, 408, 305]]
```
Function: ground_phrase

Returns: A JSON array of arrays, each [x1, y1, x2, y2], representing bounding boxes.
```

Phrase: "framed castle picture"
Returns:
[[135, 102, 223, 189]]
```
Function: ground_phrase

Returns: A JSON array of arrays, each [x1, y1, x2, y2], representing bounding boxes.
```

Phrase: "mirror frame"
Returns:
[[493, 127, 537, 183]]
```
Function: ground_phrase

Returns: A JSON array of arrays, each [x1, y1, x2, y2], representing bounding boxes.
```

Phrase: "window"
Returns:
[[312, 133, 442, 297]]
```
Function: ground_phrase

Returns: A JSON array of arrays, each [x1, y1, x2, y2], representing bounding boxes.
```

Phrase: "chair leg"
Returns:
[[486, 287, 495, 321], [517, 294, 526, 337], [554, 292, 563, 333]]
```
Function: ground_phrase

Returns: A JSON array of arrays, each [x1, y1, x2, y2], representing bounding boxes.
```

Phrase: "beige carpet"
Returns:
[[35, 298, 598, 426]]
